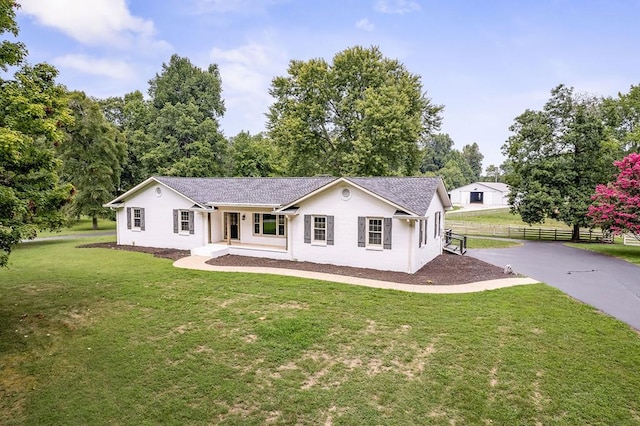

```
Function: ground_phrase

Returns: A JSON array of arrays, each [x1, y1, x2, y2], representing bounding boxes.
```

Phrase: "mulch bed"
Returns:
[[78, 242, 508, 285], [77, 242, 191, 261]]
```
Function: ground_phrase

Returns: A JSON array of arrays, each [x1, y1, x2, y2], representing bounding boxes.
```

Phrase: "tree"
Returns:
[[602, 85, 640, 153], [268, 45, 442, 176], [100, 91, 153, 191], [484, 164, 501, 182], [142, 55, 227, 177], [502, 85, 622, 240], [587, 153, 640, 239], [58, 92, 125, 229], [437, 150, 475, 189], [462, 142, 484, 181], [1, 2, 74, 266], [420, 133, 454, 173], [227, 131, 281, 177]]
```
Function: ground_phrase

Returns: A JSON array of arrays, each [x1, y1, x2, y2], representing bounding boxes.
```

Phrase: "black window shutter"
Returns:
[[127, 207, 131, 229], [327, 216, 334, 245], [383, 217, 392, 249], [357, 216, 365, 247], [419, 220, 423, 248], [304, 215, 311, 243], [140, 208, 145, 231], [189, 211, 195, 234], [173, 210, 179, 233]]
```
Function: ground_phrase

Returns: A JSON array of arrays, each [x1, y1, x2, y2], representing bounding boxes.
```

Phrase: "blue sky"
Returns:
[[14, 0, 640, 169]]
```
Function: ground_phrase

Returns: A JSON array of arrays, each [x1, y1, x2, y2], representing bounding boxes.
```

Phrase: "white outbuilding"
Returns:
[[448, 182, 510, 206]]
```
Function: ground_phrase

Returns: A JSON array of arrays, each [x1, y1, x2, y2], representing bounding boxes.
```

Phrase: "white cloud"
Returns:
[[356, 18, 374, 31], [19, 0, 162, 49], [210, 41, 288, 135], [375, 0, 421, 14], [53, 54, 137, 80]]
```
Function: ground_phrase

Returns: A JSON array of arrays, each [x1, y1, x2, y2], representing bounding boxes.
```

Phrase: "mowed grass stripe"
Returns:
[[1, 237, 639, 425]]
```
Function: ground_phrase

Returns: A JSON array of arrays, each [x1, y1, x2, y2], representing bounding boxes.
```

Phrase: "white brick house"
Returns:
[[105, 176, 452, 273]]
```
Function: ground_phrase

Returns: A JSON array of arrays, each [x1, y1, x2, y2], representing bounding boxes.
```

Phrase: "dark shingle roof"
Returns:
[[347, 177, 441, 215], [148, 176, 446, 215], [154, 176, 336, 206]]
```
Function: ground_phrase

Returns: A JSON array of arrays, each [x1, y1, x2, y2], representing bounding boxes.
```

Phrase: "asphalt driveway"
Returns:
[[468, 241, 640, 330]]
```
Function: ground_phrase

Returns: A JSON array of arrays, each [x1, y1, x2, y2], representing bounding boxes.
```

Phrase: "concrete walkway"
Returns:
[[468, 241, 640, 330], [173, 255, 539, 294]]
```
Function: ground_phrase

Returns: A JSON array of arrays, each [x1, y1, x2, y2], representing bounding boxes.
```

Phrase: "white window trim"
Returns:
[[366, 217, 383, 249], [252, 213, 286, 238], [179, 210, 190, 235], [312, 215, 327, 245], [132, 208, 142, 231]]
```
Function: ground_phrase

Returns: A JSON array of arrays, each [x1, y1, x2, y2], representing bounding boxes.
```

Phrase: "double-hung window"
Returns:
[[367, 218, 383, 247], [180, 211, 190, 233], [133, 208, 142, 229], [313, 216, 326, 242]]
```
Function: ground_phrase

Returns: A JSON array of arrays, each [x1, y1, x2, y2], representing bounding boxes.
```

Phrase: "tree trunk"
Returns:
[[92, 216, 98, 230], [571, 224, 580, 241]]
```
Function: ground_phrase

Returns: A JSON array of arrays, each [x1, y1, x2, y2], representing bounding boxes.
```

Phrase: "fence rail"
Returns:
[[623, 234, 640, 246], [447, 221, 608, 242]]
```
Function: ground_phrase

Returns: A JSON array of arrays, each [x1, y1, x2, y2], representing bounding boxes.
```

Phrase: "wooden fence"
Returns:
[[623, 234, 640, 246], [447, 221, 608, 242]]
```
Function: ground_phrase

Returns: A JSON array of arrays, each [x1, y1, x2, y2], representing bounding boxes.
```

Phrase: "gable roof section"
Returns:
[[347, 177, 449, 215]]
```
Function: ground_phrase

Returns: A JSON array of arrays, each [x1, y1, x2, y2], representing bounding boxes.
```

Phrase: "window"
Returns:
[[419, 219, 423, 247], [253, 213, 285, 237], [133, 208, 142, 229], [424, 218, 428, 244], [434, 211, 441, 238], [367, 218, 383, 247], [313, 216, 326, 242], [180, 211, 190, 232]]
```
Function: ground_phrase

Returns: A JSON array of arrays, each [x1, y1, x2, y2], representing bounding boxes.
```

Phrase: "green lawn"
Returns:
[[447, 210, 570, 229], [36, 217, 116, 237], [465, 237, 522, 249], [1, 238, 639, 425], [566, 241, 640, 266]]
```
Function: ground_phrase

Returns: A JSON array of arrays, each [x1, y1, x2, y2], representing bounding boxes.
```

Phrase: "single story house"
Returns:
[[104, 176, 452, 273], [448, 182, 510, 206]]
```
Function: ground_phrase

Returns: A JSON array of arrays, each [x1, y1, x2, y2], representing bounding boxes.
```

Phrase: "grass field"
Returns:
[[36, 217, 116, 237], [465, 237, 522, 249], [447, 210, 570, 229], [1, 237, 639, 425], [566, 242, 640, 266]]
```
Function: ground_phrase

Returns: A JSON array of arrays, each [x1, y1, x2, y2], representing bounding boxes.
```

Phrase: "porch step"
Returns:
[[191, 245, 229, 258], [443, 243, 464, 255]]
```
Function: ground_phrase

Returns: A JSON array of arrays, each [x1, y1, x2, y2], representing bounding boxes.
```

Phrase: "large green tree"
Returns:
[[99, 91, 152, 192], [420, 133, 454, 173], [502, 85, 622, 240], [462, 142, 484, 181], [602, 84, 640, 153], [0, 1, 73, 266], [143, 55, 227, 177], [268, 45, 442, 176], [59, 92, 125, 229], [227, 131, 281, 177]]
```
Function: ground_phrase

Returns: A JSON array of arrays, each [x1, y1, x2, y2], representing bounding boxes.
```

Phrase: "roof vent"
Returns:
[[340, 188, 351, 200]]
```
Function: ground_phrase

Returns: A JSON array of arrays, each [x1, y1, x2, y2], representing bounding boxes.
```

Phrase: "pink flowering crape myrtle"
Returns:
[[587, 153, 640, 240]]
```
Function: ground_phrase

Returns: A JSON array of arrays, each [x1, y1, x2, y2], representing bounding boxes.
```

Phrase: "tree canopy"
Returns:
[[588, 153, 640, 239], [1, 1, 73, 265], [267, 45, 442, 176], [502, 84, 622, 240], [58, 92, 125, 229]]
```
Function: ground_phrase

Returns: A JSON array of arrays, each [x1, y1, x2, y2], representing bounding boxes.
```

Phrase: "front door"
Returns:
[[224, 212, 240, 241]]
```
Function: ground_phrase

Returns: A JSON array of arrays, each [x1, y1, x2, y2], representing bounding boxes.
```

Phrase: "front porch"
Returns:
[[191, 242, 290, 260]]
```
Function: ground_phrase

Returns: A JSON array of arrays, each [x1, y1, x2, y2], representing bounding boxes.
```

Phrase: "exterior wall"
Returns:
[[288, 183, 414, 273], [116, 183, 207, 250], [410, 194, 445, 272]]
